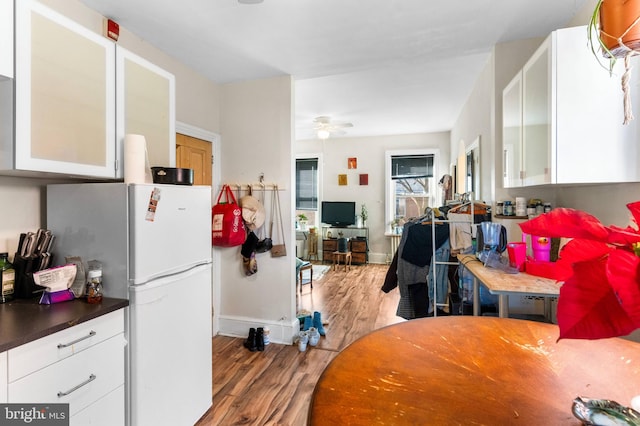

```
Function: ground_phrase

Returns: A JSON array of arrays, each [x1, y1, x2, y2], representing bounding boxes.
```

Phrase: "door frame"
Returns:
[[176, 121, 221, 336]]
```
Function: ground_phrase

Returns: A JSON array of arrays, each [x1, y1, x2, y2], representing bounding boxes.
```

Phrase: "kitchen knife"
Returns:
[[17, 233, 26, 256]]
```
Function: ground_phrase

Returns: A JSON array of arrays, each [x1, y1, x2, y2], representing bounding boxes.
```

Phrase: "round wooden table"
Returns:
[[308, 317, 640, 425]]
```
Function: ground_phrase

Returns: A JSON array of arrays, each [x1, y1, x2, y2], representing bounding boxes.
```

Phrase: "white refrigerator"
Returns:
[[47, 183, 212, 426]]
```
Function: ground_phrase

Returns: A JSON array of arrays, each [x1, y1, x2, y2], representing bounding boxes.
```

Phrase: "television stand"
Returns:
[[321, 226, 368, 264]]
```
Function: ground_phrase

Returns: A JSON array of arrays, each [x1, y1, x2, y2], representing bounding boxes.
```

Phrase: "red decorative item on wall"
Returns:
[[359, 174, 368, 185]]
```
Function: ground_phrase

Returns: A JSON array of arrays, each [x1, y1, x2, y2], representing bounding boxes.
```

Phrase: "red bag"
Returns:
[[212, 185, 246, 247]]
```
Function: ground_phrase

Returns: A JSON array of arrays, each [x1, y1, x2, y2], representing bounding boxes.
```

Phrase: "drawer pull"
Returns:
[[57, 374, 96, 397], [57, 330, 96, 349]]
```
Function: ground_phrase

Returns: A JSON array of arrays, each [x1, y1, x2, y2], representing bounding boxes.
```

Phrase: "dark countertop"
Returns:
[[0, 297, 129, 352]]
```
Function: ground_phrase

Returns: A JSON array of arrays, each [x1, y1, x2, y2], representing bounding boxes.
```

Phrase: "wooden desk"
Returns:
[[457, 254, 561, 318], [309, 317, 640, 425], [332, 251, 351, 271]]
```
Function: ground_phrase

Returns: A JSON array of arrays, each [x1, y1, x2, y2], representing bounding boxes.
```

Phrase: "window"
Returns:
[[385, 150, 438, 231], [296, 157, 318, 227]]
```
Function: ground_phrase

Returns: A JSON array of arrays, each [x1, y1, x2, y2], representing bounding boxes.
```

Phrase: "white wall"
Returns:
[[296, 132, 450, 263], [449, 54, 493, 203], [218, 76, 298, 343]]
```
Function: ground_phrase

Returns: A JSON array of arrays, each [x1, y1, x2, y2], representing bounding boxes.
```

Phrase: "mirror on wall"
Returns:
[[466, 136, 480, 199], [455, 136, 481, 199]]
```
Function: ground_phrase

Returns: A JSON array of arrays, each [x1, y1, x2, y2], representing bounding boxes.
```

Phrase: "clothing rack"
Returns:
[[430, 194, 487, 316]]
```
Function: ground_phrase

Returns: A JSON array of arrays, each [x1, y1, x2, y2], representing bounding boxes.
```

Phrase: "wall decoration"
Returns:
[[359, 174, 368, 185], [348, 157, 357, 169], [338, 174, 348, 186]]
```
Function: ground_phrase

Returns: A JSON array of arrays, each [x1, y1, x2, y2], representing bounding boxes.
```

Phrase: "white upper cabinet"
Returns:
[[502, 25, 640, 187], [0, 0, 13, 79], [116, 47, 175, 179], [10, 0, 116, 178], [0, 0, 175, 180]]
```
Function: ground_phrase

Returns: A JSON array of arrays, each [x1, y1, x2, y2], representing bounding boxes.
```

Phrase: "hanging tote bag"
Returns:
[[255, 183, 273, 253], [212, 184, 246, 247], [270, 185, 287, 257]]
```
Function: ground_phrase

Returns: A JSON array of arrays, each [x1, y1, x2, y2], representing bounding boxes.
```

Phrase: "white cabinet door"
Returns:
[[71, 385, 125, 426], [0, 0, 13, 79], [12, 0, 116, 178], [555, 26, 640, 184], [522, 35, 552, 186], [116, 46, 175, 179], [502, 72, 523, 188]]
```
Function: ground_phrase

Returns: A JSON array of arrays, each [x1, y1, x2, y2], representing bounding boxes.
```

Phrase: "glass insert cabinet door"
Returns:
[[521, 37, 551, 186], [116, 47, 176, 178], [502, 73, 522, 188], [14, 0, 116, 177]]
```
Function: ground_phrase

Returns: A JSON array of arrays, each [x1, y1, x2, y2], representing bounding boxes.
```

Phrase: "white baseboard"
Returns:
[[217, 315, 299, 345], [368, 252, 390, 264]]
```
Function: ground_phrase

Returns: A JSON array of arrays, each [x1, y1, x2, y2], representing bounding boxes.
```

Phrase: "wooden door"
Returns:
[[176, 133, 212, 186]]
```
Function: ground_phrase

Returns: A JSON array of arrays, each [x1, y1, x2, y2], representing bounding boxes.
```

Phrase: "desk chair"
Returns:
[[296, 257, 313, 292]]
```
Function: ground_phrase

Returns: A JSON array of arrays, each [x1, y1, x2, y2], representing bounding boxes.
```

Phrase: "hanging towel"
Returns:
[[447, 212, 473, 252]]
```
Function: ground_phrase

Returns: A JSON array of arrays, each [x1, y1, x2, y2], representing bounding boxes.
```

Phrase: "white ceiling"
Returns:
[[81, 0, 588, 139]]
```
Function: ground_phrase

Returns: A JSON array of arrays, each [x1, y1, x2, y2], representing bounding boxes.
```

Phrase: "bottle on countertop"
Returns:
[[86, 260, 103, 304], [0, 253, 15, 303], [544, 202, 552, 213], [504, 201, 514, 216]]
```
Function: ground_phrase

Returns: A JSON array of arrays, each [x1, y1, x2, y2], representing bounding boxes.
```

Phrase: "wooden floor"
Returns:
[[195, 262, 404, 425]]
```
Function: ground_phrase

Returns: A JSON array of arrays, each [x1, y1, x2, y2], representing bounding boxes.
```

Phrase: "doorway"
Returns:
[[176, 133, 212, 186]]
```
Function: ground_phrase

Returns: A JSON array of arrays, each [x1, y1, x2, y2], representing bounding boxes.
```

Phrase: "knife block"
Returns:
[[12, 253, 48, 299]]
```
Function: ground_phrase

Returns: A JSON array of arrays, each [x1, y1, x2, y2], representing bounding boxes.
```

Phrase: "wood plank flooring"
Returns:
[[195, 263, 404, 425]]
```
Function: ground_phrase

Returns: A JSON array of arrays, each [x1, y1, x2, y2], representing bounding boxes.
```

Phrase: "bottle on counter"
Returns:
[[504, 201, 514, 216], [495, 202, 504, 216], [527, 204, 536, 217], [0, 253, 15, 303], [544, 202, 552, 213], [86, 260, 103, 304]]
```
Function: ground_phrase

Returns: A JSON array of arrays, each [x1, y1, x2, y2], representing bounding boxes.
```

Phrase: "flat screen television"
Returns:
[[321, 201, 356, 227]]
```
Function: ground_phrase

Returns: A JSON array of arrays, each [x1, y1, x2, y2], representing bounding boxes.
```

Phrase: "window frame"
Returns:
[[385, 149, 439, 232], [295, 153, 323, 229]]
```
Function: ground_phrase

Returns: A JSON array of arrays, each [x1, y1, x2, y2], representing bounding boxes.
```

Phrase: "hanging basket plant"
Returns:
[[589, 0, 640, 124]]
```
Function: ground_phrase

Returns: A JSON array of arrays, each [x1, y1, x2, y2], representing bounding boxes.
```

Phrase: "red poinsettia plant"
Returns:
[[520, 201, 640, 340]]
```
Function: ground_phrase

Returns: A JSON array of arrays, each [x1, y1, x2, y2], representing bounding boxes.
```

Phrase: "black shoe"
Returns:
[[243, 327, 257, 352], [256, 327, 265, 352]]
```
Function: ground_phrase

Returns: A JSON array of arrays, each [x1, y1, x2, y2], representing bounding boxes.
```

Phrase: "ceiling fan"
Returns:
[[312, 116, 353, 139]]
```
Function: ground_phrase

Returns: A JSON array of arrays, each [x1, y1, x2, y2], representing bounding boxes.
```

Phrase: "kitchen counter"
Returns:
[[0, 297, 129, 352]]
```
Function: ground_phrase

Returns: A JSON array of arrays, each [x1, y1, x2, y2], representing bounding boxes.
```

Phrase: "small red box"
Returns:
[[104, 18, 119, 41]]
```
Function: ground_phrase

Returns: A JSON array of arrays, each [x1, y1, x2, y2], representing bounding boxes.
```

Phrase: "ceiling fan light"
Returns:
[[317, 129, 330, 140]]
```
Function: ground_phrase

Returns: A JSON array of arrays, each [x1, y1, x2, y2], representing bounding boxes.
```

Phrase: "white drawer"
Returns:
[[71, 385, 125, 426], [0, 352, 6, 403], [8, 309, 124, 382], [9, 333, 125, 417]]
